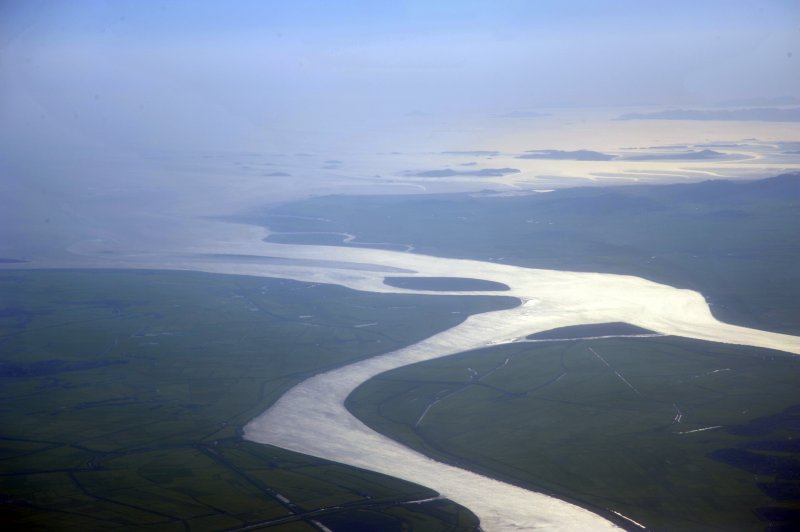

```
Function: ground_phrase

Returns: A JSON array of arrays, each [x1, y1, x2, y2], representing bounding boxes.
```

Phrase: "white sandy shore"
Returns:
[[7, 229, 800, 531]]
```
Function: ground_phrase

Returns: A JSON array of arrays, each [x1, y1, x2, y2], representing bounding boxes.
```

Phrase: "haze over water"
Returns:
[[2, 2, 800, 530], [2, 1, 799, 262]]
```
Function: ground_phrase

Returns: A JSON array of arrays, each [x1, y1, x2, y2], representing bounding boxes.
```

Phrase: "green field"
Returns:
[[239, 173, 800, 335], [0, 270, 515, 530], [348, 336, 800, 530]]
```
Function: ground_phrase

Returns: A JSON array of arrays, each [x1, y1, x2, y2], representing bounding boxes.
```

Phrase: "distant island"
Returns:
[[440, 150, 501, 156], [517, 149, 616, 161], [412, 167, 520, 177], [622, 149, 734, 161]]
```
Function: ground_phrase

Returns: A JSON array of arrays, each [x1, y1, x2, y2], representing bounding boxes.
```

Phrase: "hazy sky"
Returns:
[[1, 0, 798, 153]]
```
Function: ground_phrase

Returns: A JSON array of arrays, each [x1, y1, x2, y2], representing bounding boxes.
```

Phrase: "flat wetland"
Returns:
[[0, 270, 514, 530], [348, 336, 800, 530], [6, 173, 800, 530]]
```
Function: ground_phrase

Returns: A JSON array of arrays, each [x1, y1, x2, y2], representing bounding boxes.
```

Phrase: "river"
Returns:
[[6, 226, 800, 530]]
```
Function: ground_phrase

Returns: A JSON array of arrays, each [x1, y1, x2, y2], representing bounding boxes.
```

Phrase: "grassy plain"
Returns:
[[348, 336, 800, 530], [0, 270, 515, 530]]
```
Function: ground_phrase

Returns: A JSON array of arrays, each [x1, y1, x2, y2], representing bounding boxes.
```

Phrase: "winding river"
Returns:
[[10, 228, 800, 530]]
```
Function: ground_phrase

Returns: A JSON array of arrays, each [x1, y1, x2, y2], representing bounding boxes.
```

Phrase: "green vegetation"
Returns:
[[383, 277, 510, 292], [348, 336, 800, 530], [0, 270, 515, 530], [241, 173, 800, 334], [526, 322, 654, 340]]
